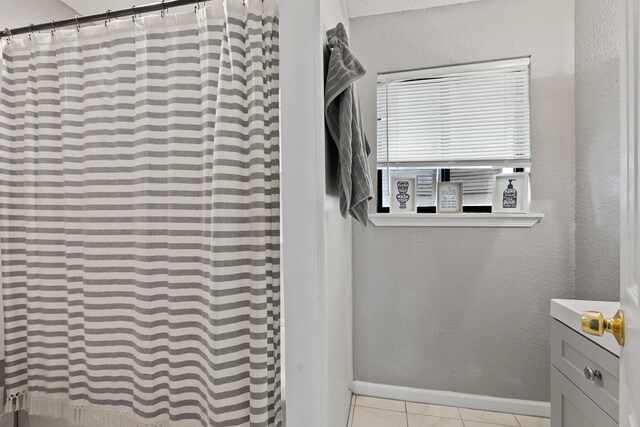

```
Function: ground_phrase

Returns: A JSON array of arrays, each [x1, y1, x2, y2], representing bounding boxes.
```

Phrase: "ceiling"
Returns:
[[347, 0, 481, 18], [62, 0, 481, 20]]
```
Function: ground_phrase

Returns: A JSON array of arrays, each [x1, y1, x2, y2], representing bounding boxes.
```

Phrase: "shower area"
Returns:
[[0, 0, 354, 426]]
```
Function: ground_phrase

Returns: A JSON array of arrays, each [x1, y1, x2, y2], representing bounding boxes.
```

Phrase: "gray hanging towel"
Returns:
[[325, 22, 374, 227]]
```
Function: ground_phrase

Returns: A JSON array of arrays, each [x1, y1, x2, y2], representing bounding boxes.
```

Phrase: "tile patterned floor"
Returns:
[[348, 395, 550, 427]]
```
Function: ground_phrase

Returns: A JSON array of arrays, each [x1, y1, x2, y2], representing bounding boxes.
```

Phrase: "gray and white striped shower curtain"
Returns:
[[0, 1, 280, 426]]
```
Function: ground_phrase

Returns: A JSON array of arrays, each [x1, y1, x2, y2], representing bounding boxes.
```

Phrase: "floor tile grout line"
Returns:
[[455, 405, 463, 420], [405, 402, 410, 427], [352, 395, 548, 426], [458, 407, 522, 427], [458, 413, 522, 427], [354, 404, 407, 413]]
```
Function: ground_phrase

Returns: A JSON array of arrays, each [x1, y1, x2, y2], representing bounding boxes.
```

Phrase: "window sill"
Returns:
[[369, 212, 544, 228]]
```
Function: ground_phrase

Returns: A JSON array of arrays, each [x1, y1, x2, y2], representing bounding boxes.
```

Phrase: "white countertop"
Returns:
[[551, 299, 621, 357]]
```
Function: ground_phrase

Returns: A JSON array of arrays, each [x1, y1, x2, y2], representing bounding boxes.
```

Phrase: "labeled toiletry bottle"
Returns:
[[503, 179, 517, 208]]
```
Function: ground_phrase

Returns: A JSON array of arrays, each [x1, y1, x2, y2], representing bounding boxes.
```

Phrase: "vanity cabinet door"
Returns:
[[551, 367, 617, 427], [551, 319, 619, 421]]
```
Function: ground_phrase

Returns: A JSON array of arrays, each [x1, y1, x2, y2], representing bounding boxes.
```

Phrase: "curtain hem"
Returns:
[[5, 392, 174, 427]]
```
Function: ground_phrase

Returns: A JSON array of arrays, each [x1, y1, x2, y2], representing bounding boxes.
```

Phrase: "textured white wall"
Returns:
[[350, 0, 575, 402], [283, 0, 353, 425], [575, 0, 621, 302], [320, 3, 353, 427], [280, 0, 329, 424], [0, 0, 76, 31]]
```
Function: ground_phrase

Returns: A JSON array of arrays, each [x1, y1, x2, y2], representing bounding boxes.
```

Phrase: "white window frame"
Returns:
[[376, 56, 531, 211]]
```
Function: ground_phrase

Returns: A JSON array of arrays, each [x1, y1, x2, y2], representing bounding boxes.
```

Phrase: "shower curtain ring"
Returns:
[[105, 9, 111, 26], [161, 0, 166, 17], [132, 5, 136, 22], [75, 15, 81, 31], [50, 20, 56, 35]]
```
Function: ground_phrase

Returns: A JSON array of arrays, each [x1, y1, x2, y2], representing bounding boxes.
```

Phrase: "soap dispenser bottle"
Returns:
[[503, 179, 517, 208]]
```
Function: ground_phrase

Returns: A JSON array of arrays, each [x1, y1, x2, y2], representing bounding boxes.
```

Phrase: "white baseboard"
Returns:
[[351, 381, 550, 418]]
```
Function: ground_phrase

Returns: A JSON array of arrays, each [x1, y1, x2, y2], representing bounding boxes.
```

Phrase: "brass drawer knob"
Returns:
[[581, 309, 625, 346]]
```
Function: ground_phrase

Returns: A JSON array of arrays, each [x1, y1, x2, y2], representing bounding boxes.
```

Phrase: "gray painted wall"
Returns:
[[350, 0, 575, 402], [575, 0, 621, 302]]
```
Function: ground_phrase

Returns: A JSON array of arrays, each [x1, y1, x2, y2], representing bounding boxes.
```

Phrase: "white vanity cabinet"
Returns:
[[550, 299, 620, 427]]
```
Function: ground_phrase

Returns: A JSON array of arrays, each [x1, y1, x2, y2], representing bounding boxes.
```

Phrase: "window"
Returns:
[[376, 57, 531, 213]]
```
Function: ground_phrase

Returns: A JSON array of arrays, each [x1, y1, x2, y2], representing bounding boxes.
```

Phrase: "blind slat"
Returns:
[[377, 57, 531, 165]]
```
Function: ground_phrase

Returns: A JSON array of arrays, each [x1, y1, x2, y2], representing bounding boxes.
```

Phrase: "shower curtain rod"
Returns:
[[2, 0, 209, 37]]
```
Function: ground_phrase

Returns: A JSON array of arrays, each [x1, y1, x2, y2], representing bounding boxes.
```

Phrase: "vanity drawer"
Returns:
[[551, 319, 619, 422], [551, 366, 617, 427]]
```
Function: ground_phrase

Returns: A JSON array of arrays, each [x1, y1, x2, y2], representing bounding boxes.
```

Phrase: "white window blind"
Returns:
[[377, 57, 531, 168]]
